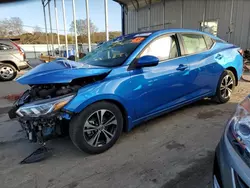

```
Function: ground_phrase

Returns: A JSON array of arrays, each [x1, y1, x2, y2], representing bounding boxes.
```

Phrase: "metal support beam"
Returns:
[[54, 0, 60, 55], [180, 0, 184, 28], [162, 0, 165, 29], [228, 0, 234, 42], [42, 0, 49, 55], [104, 0, 109, 41], [121, 4, 126, 35], [202, 0, 207, 31], [72, 0, 79, 60], [62, 0, 69, 57], [48, 0, 55, 56], [131, 0, 137, 11], [147, 0, 151, 31], [135, 0, 139, 9], [85, 0, 91, 52]]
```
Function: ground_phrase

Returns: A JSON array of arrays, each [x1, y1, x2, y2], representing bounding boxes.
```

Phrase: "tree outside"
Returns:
[[0, 17, 23, 37], [0, 17, 121, 44], [69, 19, 98, 36], [33, 26, 42, 34]]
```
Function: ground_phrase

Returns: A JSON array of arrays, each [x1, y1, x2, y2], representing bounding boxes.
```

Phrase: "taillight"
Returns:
[[11, 41, 24, 56], [238, 49, 244, 56]]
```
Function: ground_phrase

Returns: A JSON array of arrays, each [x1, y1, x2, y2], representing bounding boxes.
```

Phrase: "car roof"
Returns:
[[125, 28, 221, 41]]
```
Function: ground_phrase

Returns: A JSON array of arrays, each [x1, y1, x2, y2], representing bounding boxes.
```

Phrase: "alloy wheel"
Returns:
[[83, 109, 118, 147], [0, 66, 14, 79], [220, 75, 234, 99]]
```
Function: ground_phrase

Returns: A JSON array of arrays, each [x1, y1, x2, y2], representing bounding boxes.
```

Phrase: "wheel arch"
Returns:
[[0, 60, 19, 71], [66, 95, 132, 132], [226, 66, 238, 86], [96, 99, 129, 132]]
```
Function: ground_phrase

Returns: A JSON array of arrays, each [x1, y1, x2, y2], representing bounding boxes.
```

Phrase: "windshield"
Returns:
[[79, 34, 148, 67]]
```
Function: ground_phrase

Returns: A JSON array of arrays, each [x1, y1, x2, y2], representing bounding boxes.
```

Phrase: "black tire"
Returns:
[[69, 101, 123, 154], [0, 63, 17, 81], [213, 70, 236, 104], [68, 55, 75, 61]]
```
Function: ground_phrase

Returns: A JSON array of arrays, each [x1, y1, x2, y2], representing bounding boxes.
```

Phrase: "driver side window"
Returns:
[[141, 35, 178, 61]]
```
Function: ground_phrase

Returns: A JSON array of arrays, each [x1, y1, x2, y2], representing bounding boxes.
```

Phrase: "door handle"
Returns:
[[215, 54, 223, 60], [176, 64, 188, 71]]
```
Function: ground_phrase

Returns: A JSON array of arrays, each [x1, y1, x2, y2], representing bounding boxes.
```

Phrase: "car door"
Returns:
[[129, 34, 194, 119], [178, 33, 217, 96]]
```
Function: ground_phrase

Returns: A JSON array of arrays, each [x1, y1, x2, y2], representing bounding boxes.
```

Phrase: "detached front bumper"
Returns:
[[9, 108, 69, 143], [18, 113, 61, 143], [8, 96, 72, 144], [213, 132, 250, 188]]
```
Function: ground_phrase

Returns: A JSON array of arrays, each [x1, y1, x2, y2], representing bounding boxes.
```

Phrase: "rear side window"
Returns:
[[0, 43, 12, 51], [203, 35, 214, 49], [181, 34, 207, 55]]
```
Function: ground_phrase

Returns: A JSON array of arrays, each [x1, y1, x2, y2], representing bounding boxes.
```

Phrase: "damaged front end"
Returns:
[[8, 60, 111, 145], [8, 84, 78, 143]]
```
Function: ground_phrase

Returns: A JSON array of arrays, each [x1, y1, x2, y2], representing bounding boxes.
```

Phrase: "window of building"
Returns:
[[140, 35, 178, 61], [181, 34, 207, 55], [200, 20, 218, 36]]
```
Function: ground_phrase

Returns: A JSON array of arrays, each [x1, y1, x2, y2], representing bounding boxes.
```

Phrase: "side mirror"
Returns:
[[136, 55, 159, 68]]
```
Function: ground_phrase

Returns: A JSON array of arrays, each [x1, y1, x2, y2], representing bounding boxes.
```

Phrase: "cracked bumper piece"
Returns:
[[9, 94, 75, 143]]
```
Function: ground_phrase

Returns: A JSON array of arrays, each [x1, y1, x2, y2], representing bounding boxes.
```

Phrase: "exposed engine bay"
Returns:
[[20, 84, 81, 103]]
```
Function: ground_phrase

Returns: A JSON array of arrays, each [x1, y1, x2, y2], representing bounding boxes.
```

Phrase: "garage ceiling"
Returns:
[[113, 0, 163, 10]]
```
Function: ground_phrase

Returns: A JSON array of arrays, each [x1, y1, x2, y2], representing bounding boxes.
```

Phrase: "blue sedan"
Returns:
[[11, 29, 243, 154]]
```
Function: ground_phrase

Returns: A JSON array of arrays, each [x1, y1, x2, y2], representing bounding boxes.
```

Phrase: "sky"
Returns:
[[0, 0, 122, 33]]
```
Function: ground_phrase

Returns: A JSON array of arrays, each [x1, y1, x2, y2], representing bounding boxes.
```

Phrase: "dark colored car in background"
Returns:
[[213, 95, 250, 188], [0, 39, 29, 81]]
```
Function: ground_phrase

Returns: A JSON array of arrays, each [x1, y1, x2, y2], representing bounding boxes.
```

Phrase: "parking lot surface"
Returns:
[[0, 79, 249, 188]]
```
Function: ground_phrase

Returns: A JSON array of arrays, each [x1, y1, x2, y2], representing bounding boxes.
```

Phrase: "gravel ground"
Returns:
[[0, 78, 249, 188]]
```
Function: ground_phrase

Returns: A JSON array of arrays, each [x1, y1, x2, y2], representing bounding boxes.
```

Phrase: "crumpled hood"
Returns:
[[17, 60, 111, 85]]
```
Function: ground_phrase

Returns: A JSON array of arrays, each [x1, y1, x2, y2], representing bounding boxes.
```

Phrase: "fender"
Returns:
[[63, 82, 135, 131], [0, 60, 19, 71]]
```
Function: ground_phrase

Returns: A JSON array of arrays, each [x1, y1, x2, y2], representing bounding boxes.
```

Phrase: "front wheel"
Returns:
[[69, 101, 123, 154], [213, 70, 236, 104], [0, 64, 17, 81]]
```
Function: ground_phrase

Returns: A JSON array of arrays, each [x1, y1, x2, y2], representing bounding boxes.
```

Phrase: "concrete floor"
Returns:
[[0, 76, 249, 188]]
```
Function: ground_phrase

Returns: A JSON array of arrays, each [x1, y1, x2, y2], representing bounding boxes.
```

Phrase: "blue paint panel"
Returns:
[[16, 60, 111, 84], [17, 29, 243, 132]]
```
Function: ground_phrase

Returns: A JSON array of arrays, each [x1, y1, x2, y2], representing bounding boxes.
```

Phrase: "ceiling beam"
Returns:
[[131, 0, 139, 11]]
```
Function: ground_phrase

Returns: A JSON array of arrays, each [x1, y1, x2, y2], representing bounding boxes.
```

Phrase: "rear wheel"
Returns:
[[213, 70, 236, 104], [69, 101, 123, 154], [0, 64, 17, 81]]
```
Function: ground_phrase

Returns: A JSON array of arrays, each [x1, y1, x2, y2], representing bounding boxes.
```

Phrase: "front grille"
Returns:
[[234, 170, 249, 188]]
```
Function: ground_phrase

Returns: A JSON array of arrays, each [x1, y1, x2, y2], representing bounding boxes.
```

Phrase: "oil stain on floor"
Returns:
[[196, 109, 223, 119]]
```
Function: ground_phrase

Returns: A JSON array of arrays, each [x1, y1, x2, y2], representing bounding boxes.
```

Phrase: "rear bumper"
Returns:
[[213, 130, 250, 188], [17, 60, 30, 70]]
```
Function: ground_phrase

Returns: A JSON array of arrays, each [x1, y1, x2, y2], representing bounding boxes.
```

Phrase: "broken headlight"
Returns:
[[228, 95, 250, 165], [16, 94, 74, 117]]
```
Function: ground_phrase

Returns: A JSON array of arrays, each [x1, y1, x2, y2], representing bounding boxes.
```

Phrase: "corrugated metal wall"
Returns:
[[123, 0, 250, 49], [164, 0, 182, 29]]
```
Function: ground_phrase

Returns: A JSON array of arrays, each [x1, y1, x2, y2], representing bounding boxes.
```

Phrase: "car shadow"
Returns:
[[117, 97, 239, 144]]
